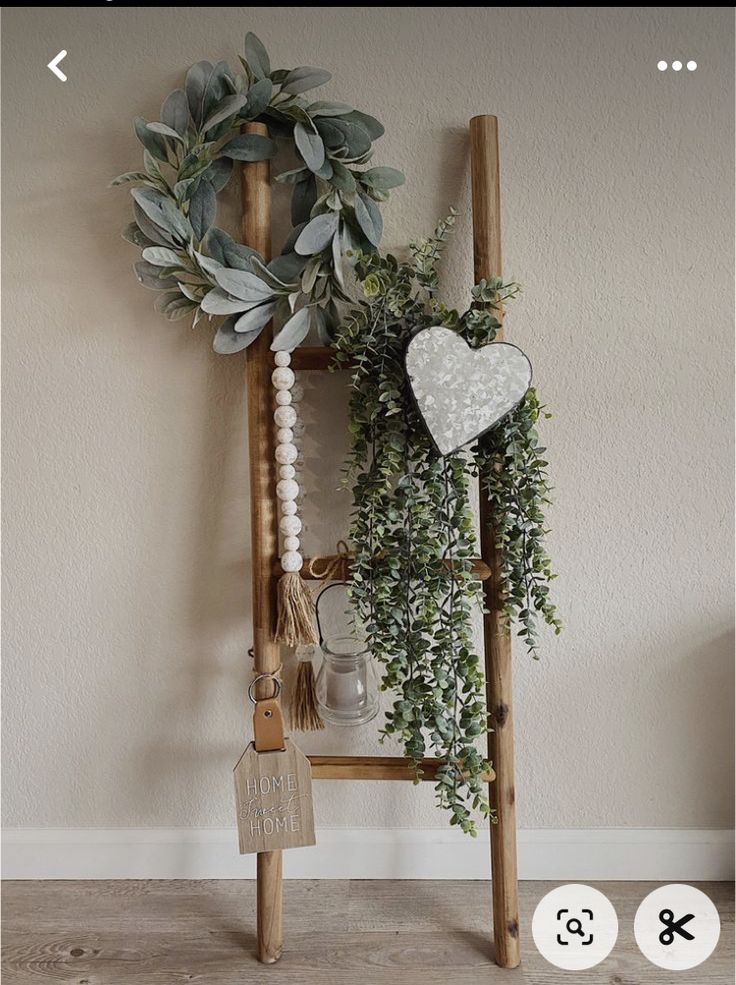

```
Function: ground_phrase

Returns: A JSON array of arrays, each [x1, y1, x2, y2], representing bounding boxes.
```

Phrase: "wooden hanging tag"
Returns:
[[234, 695, 315, 855]]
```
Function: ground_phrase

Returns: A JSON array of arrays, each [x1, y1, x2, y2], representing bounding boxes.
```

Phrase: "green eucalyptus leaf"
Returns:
[[314, 157, 334, 180], [111, 172, 149, 187], [134, 261, 179, 291], [308, 100, 354, 117], [262, 108, 296, 138], [233, 300, 276, 334], [301, 256, 321, 293], [360, 166, 405, 191], [177, 282, 205, 302], [205, 227, 257, 269], [244, 32, 270, 80], [161, 89, 190, 136], [143, 150, 164, 181], [213, 266, 274, 302], [281, 66, 332, 95], [243, 77, 273, 118], [133, 117, 169, 163], [271, 306, 311, 350], [133, 201, 175, 248], [268, 252, 306, 285], [200, 288, 250, 315], [122, 222, 156, 248], [329, 160, 356, 193], [294, 121, 325, 172], [213, 315, 262, 354], [290, 175, 318, 226], [203, 157, 233, 192], [202, 93, 249, 132], [131, 187, 193, 245], [185, 61, 214, 127], [142, 246, 182, 267], [353, 191, 383, 246], [342, 109, 384, 139], [185, 60, 229, 128], [330, 118, 372, 157], [219, 133, 277, 161], [147, 121, 184, 142], [275, 166, 308, 185], [294, 211, 339, 256], [188, 181, 217, 241]]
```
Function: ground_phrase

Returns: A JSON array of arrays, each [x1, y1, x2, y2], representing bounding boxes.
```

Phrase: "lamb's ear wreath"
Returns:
[[113, 32, 404, 355]]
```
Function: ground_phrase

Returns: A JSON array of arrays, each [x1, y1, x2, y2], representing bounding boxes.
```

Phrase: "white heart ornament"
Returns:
[[405, 327, 533, 456]]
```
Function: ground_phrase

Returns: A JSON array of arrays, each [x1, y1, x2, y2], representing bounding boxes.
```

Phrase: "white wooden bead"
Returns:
[[281, 500, 297, 515], [275, 442, 298, 465], [275, 390, 292, 406], [274, 352, 291, 367], [283, 535, 300, 552], [272, 367, 295, 390], [276, 478, 299, 502], [281, 550, 303, 573], [274, 406, 296, 428], [290, 383, 305, 403], [276, 427, 293, 444], [279, 464, 296, 480], [280, 514, 302, 536]]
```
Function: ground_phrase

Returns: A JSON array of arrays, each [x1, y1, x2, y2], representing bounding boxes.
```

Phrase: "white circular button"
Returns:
[[634, 884, 720, 970], [532, 884, 618, 970], [687, 60, 697, 71], [657, 60, 668, 71], [672, 60, 683, 71]]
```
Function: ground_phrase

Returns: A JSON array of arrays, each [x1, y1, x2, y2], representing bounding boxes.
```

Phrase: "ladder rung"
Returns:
[[308, 755, 495, 782], [294, 554, 492, 582], [290, 346, 339, 371]]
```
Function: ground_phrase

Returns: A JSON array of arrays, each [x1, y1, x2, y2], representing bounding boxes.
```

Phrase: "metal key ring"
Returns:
[[247, 673, 282, 704]]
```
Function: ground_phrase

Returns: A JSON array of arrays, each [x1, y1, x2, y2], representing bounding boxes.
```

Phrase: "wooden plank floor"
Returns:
[[2, 880, 733, 984]]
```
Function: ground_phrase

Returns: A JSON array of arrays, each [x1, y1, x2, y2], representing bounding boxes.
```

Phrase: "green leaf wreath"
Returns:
[[113, 32, 404, 353], [115, 35, 560, 834]]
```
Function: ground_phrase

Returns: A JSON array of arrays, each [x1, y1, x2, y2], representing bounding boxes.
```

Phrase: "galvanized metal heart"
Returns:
[[405, 327, 533, 456]]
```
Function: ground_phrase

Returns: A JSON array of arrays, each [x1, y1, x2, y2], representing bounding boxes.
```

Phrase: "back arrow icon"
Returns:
[[48, 50, 68, 82]]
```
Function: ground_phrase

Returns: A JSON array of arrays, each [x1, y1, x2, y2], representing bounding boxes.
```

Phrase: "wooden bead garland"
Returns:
[[273, 351, 318, 657]]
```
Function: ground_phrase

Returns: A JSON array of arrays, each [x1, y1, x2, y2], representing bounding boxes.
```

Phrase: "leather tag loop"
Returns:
[[253, 697, 285, 752]]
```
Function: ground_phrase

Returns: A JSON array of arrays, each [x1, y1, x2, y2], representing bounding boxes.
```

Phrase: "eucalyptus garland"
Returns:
[[333, 216, 560, 833], [113, 33, 404, 353]]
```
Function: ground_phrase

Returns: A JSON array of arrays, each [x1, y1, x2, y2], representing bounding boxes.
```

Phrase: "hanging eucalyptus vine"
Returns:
[[333, 215, 560, 833]]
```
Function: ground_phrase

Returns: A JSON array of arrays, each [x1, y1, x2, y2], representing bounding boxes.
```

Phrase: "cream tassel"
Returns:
[[275, 569, 318, 647], [290, 650, 324, 732]]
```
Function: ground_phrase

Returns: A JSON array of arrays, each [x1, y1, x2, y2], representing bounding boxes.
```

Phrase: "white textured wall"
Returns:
[[3, 7, 733, 832]]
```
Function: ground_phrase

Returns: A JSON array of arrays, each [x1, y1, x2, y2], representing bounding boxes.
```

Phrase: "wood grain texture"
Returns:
[[309, 756, 495, 782], [2, 880, 732, 985], [241, 120, 282, 964], [289, 346, 339, 371], [470, 113, 520, 970]]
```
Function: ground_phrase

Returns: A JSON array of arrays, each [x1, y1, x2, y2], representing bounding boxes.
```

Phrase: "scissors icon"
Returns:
[[659, 909, 695, 945]]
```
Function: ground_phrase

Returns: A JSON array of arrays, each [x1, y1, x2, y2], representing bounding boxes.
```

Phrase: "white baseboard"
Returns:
[[2, 827, 733, 881]]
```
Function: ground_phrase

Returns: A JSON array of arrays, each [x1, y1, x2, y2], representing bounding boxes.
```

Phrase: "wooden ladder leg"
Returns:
[[470, 114, 521, 970], [242, 123, 283, 964]]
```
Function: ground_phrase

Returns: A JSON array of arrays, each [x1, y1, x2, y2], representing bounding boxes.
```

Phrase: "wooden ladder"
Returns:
[[242, 114, 520, 969]]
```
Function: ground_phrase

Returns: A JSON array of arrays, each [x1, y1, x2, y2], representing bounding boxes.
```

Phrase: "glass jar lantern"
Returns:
[[313, 582, 379, 727]]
